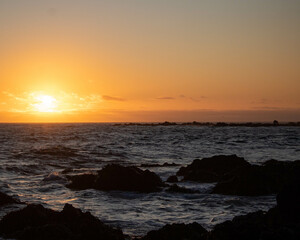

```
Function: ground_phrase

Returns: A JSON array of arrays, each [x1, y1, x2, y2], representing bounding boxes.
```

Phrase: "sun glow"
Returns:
[[32, 94, 58, 113]]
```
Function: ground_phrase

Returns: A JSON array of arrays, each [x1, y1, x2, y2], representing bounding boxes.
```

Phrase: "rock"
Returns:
[[141, 222, 208, 240], [209, 181, 300, 240], [210, 211, 268, 240], [212, 160, 300, 196], [276, 181, 300, 223], [67, 164, 164, 193], [177, 155, 249, 182], [166, 184, 199, 194], [67, 174, 97, 190], [166, 175, 178, 183], [42, 172, 66, 182], [0, 203, 124, 240], [140, 162, 180, 168], [0, 191, 20, 206]]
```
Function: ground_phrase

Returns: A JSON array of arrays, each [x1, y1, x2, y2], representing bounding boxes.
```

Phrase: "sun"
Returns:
[[32, 94, 58, 113]]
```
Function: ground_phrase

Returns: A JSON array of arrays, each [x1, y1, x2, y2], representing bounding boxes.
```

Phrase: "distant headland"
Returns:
[[114, 120, 300, 127]]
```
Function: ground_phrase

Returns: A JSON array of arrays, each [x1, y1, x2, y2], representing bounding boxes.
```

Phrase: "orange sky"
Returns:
[[0, 1, 299, 122]]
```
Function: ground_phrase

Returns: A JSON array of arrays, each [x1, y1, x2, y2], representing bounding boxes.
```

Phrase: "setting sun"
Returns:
[[32, 94, 58, 113]]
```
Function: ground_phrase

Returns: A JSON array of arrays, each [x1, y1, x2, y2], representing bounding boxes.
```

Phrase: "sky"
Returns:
[[0, 0, 299, 122]]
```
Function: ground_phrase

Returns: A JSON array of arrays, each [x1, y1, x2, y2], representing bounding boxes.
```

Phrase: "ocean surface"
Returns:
[[0, 123, 299, 237]]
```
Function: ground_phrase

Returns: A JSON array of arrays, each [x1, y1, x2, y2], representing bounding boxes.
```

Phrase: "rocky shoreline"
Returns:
[[1, 154, 299, 239]]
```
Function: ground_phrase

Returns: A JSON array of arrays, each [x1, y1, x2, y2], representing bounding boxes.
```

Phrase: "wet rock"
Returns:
[[209, 181, 300, 240], [212, 160, 300, 196], [166, 175, 178, 183], [67, 164, 164, 193], [166, 184, 200, 194], [140, 162, 180, 168], [141, 222, 208, 240], [0, 191, 20, 206], [61, 168, 73, 174], [66, 174, 97, 190], [42, 172, 66, 182], [0, 203, 124, 240], [177, 155, 249, 182], [210, 211, 268, 240]]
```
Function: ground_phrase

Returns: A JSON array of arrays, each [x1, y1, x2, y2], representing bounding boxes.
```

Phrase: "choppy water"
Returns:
[[0, 123, 299, 237]]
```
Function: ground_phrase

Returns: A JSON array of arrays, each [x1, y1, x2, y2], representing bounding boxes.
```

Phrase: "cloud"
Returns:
[[179, 94, 207, 102], [156, 97, 175, 100], [2, 91, 103, 113], [251, 106, 283, 110], [250, 98, 268, 104], [102, 95, 125, 101]]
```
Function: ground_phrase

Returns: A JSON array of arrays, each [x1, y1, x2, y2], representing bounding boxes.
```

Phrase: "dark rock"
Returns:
[[166, 184, 199, 194], [276, 181, 300, 223], [166, 175, 178, 183], [141, 222, 208, 240], [0, 203, 124, 240], [140, 162, 180, 168], [67, 174, 97, 190], [210, 211, 268, 240], [212, 160, 300, 196], [0, 191, 20, 206], [177, 155, 249, 182], [61, 168, 73, 174], [209, 181, 300, 240], [67, 164, 164, 193]]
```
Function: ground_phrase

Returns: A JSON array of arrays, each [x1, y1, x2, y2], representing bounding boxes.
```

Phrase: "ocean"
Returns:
[[0, 123, 299, 237]]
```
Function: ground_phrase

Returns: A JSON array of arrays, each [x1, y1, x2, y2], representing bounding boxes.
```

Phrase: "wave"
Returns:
[[30, 145, 78, 157]]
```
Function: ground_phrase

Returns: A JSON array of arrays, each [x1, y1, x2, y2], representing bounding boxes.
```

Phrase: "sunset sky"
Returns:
[[0, 0, 299, 122]]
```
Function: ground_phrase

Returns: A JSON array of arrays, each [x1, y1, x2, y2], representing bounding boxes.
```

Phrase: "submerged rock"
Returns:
[[141, 222, 208, 240], [177, 155, 249, 182], [166, 184, 200, 194], [0, 191, 20, 206], [67, 164, 164, 192], [0, 203, 124, 240]]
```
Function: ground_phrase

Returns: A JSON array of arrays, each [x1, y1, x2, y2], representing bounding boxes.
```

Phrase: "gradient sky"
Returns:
[[0, 0, 299, 122]]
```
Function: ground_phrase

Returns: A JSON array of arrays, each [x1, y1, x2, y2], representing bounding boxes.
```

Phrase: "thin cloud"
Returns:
[[156, 97, 175, 100], [2, 91, 103, 113], [179, 94, 207, 102], [102, 95, 125, 101]]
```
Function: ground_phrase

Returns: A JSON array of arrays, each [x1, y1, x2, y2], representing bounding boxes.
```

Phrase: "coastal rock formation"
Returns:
[[166, 175, 178, 183], [212, 160, 300, 196], [0, 203, 124, 240], [0, 191, 20, 206], [141, 222, 208, 240], [142, 181, 300, 240], [140, 162, 180, 168], [177, 155, 250, 182], [67, 164, 164, 192], [209, 182, 300, 240], [177, 155, 300, 196]]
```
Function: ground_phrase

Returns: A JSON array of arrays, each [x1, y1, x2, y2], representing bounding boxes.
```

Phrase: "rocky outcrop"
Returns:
[[212, 160, 300, 196], [209, 182, 300, 240], [177, 155, 250, 182], [141, 181, 300, 240], [0, 191, 20, 206], [67, 164, 164, 193], [176, 155, 300, 196], [166, 175, 178, 183], [141, 222, 208, 240], [0, 203, 124, 240], [140, 162, 180, 168]]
